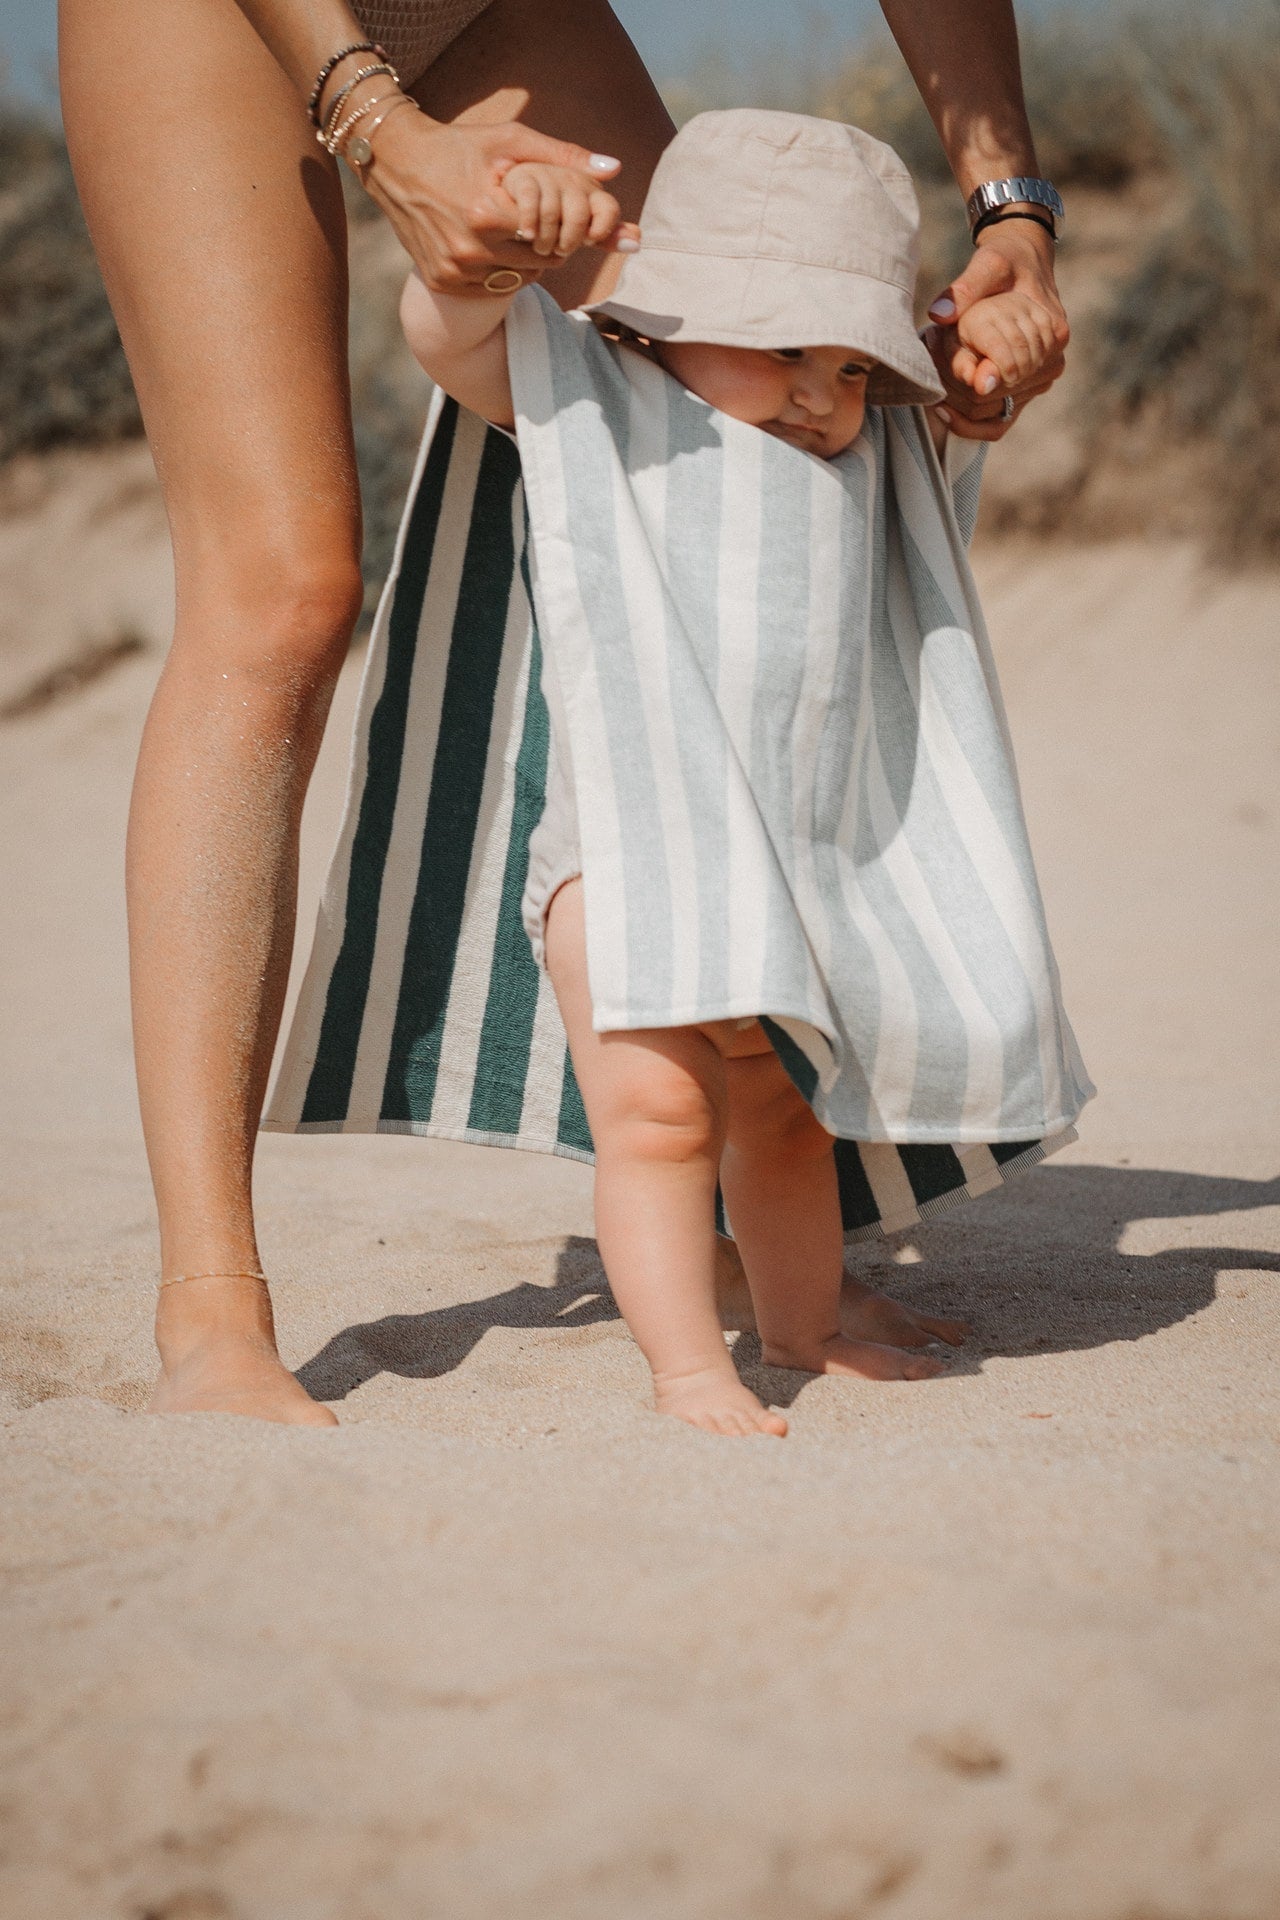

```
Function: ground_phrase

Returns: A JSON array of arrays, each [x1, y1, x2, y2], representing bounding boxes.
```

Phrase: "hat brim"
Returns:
[[589, 250, 945, 408]]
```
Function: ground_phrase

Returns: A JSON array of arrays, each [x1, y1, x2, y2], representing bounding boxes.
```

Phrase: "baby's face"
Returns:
[[653, 341, 876, 458]]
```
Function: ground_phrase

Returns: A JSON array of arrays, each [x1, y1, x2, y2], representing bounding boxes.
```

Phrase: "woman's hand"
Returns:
[[358, 107, 635, 294], [923, 223, 1069, 440], [502, 159, 640, 260]]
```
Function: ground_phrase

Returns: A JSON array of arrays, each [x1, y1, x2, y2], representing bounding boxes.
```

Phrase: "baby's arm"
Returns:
[[400, 160, 638, 428], [400, 268, 518, 428]]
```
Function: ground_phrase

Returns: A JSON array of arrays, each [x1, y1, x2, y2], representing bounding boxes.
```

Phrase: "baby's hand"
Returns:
[[954, 285, 1062, 397], [498, 160, 639, 260]]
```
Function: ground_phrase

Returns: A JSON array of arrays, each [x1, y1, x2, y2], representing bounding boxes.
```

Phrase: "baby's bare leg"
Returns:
[[720, 1052, 944, 1382], [544, 885, 786, 1437]]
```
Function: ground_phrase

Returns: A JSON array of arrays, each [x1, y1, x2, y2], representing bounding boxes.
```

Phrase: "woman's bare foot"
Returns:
[[761, 1331, 945, 1381], [839, 1274, 969, 1349], [653, 1364, 788, 1437], [149, 1279, 337, 1426]]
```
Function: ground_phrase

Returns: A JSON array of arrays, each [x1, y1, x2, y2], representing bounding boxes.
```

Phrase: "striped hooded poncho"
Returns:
[[265, 287, 1092, 1241]]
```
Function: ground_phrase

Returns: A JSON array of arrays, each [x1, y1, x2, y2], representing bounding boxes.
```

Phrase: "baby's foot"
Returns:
[[653, 1365, 788, 1438], [840, 1275, 969, 1348], [761, 1331, 944, 1381]]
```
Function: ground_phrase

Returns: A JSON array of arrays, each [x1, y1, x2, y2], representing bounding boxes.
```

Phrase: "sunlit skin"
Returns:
[[653, 341, 877, 460], [64, 0, 1052, 1423]]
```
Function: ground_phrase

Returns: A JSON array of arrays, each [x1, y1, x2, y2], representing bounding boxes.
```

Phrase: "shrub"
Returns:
[[0, 122, 142, 459], [1086, 2, 1280, 560]]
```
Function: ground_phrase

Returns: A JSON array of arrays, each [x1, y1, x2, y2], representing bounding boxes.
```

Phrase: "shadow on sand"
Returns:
[[295, 1164, 1280, 1407]]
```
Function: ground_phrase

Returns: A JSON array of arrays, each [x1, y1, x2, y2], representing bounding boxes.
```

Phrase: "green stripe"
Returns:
[[301, 400, 460, 1124], [833, 1142, 880, 1232], [991, 1137, 1039, 1167], [466, 594, 550, 1136], [898, 1143, 967, 1206], [381, 425, 523, 1123], [760, 1017, 820, 1104]]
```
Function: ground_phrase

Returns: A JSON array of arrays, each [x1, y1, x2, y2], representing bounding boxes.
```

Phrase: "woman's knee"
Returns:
[[172, 537, 365, 687]]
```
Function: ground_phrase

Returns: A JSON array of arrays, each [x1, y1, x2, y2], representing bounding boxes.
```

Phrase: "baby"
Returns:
[[401, 111, 1089, 1437]]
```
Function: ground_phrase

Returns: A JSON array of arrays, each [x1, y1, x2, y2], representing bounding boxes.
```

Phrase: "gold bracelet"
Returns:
[[327, 88, 401, 158], [159, 1271, 268, 1289], [344, 94, 419, 179], [317, 62, 399, 145]]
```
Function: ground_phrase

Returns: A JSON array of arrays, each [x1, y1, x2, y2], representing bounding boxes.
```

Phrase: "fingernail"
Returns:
[[616, 236, 640, 253], [588, 153, 620, 173], [934, 406, 953, 423], [979, 372, 999, 395], [930, 296, 957, 320]]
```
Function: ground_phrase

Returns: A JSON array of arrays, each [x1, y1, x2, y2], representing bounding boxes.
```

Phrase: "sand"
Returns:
[[1, 448, 1278, 1920]]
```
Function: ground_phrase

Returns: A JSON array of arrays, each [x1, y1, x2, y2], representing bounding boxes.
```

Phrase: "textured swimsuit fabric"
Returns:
[[350, 0, 496, 81], [507, 286, 1093, 1144]]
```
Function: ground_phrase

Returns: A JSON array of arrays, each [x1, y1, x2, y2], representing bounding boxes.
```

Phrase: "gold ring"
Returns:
[[483, 268, 524, 294]]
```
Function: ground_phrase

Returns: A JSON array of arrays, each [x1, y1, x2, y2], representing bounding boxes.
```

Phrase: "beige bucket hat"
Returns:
[[591, 108, 945, 407]]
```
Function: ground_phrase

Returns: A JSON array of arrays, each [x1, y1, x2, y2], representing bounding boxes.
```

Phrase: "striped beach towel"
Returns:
[[265, 299, 1091, 1240]]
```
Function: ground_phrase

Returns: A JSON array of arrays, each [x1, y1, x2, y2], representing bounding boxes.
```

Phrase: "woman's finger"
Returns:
[[599, 220, 642, 254], [934, 404, 1014, 443], [488, 123, 620, 182]]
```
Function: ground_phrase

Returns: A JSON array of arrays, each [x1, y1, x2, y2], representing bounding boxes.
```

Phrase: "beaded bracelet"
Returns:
[[318, 62, 399, 144], [325, 88, 400, 158], [971, 207, 1058, 243], [307, 41, 385, 129]]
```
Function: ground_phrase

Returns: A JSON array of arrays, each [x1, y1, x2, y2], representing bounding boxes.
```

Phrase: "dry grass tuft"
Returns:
[[3, 6, 1279, 566], [1086, 3, 1280, 563]]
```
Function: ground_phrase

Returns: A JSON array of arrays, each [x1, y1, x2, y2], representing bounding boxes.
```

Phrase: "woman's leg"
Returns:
[[61, 0, 364, 1421], [545, 884, 787, 1437], [59, 0, 672, 1425]]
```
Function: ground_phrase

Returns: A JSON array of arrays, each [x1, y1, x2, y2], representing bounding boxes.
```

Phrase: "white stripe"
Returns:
[[955, 1141, 1003, 1198], [865, 724, 1007, 1134], [788, 458, 850, 1029], [264, 389, 446, 1130], [831, 434, 920, 1130], [716, 422, 768, 1011], [914, 661, 1066, 1122], [885, 417, 1067, 1122], [858, 1144, 921, 1235], [617, 357, 703, 1018], [508, 294, 629, 1026], [429, 488, 535, 1132], [344, 409, 487, 1129], [517, 963, 571, 1148]]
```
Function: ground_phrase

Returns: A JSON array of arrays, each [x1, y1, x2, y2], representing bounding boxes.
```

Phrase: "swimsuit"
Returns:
[[352, 0, 497, 84]]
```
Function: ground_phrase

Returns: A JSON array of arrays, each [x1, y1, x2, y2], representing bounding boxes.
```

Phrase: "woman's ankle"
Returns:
[[154, 1274, 279, 1366]]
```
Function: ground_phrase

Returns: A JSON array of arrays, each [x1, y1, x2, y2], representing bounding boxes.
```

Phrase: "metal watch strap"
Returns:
[[965, 177, 1065, 233]]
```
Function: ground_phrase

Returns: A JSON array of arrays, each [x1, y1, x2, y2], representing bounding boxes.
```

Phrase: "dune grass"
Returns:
[[2, 4, 1278, 567]]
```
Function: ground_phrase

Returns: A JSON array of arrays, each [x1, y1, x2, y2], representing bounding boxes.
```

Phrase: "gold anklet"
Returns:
[[159, 1271, 269, 1289]]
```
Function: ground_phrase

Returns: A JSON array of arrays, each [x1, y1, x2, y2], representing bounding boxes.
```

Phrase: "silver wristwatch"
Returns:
[[966, 177, 1065, 233]]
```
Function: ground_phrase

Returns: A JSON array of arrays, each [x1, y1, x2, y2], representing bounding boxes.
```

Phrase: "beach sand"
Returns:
[[1, 451, 1278, 1919]]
